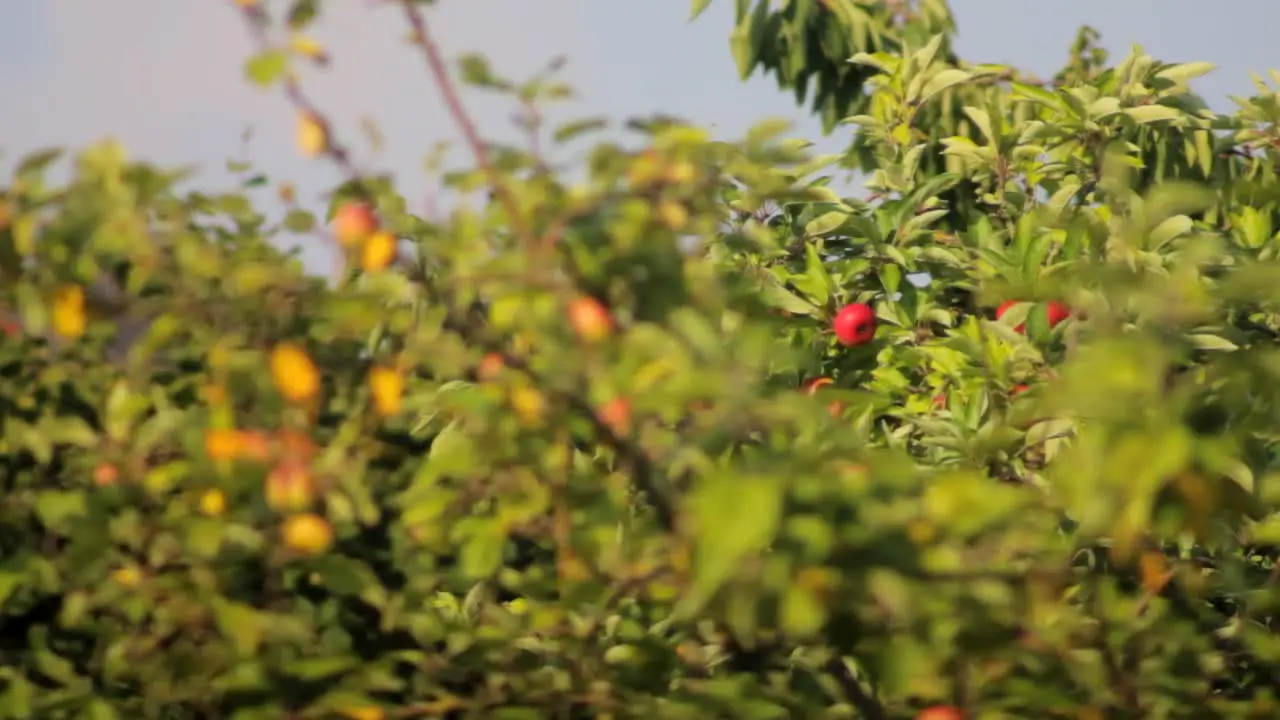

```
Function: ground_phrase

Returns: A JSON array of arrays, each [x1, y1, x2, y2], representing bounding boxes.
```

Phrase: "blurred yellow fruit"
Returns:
[[361, 230, 397, 272], [51, 284, 86, 339], [340, 707, 385, 720], [200, 488, 226, 516], [204, 428, 242, 462], [657, 200, 689, 230], [368, 365, 404, 417], [510, 385, 547, 427], [270, 343, 321, 404], [112, 565, 143, 588], [627, 149, 664, 188], [265, 461, 315, 512], [281, 513, 334, 555], [567, 296, 613, 343], [664, 159, 698, 185], [296, 111, 328, 158]]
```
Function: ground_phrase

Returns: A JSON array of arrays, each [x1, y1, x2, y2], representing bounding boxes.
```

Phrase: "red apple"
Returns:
[[1011, 384, 1031, 396], [567, 296, 614, 343], [915, 706, 964, 720], [832, 303, 876, 346], [997, 300, 1025, 333], [1045, 300, 1071, 328], [333, 202, 378, 247], [597, 397, 631, 435], [476, 352, 505, 382]]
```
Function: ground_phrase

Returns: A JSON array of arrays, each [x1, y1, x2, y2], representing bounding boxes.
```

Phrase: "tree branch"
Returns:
[[398, 1, 535, 249]]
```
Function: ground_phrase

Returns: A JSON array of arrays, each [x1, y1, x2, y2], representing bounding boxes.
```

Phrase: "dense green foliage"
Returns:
[[2, 0, 1280, 717]]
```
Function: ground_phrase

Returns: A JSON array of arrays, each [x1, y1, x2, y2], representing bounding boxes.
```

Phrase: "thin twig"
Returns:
[[398, 1, 535, 248], [823, 655, 886, 720]]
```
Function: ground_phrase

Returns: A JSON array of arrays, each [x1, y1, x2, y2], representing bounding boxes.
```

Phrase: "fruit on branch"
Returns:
[[657, 200, 690, 230], [664, 159, 698, 186], [270, 343, 321, 404], [627, 149, 665, 189], [92, 463, 120, 488], [567, 296, 613, 343], [476, 352, 505, 382], [265, 461, 316, 512], [996, 300, 1025, 333], [333, 202, 378, 247], [281, 513, 334, 555], [199, 489, 226, 517], [51, 284, 86, 339], [510, 385, 547, 428], [997, 300, 1071, 334], [832, 303, 876, 346], [1044, 300, 1071, 328], [597, 397, 632, 436], [368, 365, 404, 418], [915, 705, 964, 720], [296, 111, 329, 158], [361, 230, 397, 272]]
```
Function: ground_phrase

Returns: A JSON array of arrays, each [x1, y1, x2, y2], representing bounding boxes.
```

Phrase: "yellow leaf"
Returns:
[[288, 34, 328, 63], [51, 284, 86, 339], [270, 343, 321, 404], [368, 365, 404, 417], [296, 112, 328, 158]]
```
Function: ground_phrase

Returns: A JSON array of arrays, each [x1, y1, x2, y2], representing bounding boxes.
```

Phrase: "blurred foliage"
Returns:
[[0, 0, 1279, 718]]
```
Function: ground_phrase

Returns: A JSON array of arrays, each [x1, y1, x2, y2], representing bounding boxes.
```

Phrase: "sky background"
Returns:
[[1, 1, 1278, 274]]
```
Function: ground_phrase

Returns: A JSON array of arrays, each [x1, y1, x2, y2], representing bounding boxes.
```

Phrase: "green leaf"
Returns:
[[552, 117, 608, 144], [34, 491, 88, 531], [460, 522, 506, 580], [1187, 333, 1238, 351], [244, 51, 289, 87], [1124, 105, 1183, 124], [213, 601, 263, 657], [689, 473, 782, 601], [282, 656, 359, 682], [283, 209, 316, 233], [1155, 62, 1216, 85], [690, 0, 714, 21], [918, 68, 972, 105]]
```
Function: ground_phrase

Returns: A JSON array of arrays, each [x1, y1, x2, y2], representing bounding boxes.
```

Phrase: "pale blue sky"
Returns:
[[1, 1, 1277, 273]]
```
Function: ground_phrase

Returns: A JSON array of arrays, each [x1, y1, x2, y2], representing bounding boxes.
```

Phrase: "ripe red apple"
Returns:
[[476, 352, 505, 382], [1045, 300, 1071, 328], [333, 202, 378, 247], [567, 296, 614, 343], [996, 300, 1025, 333], [597, 397, 631, 435], [832, 303, 876, 346], [915, 706, 964, 720]]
